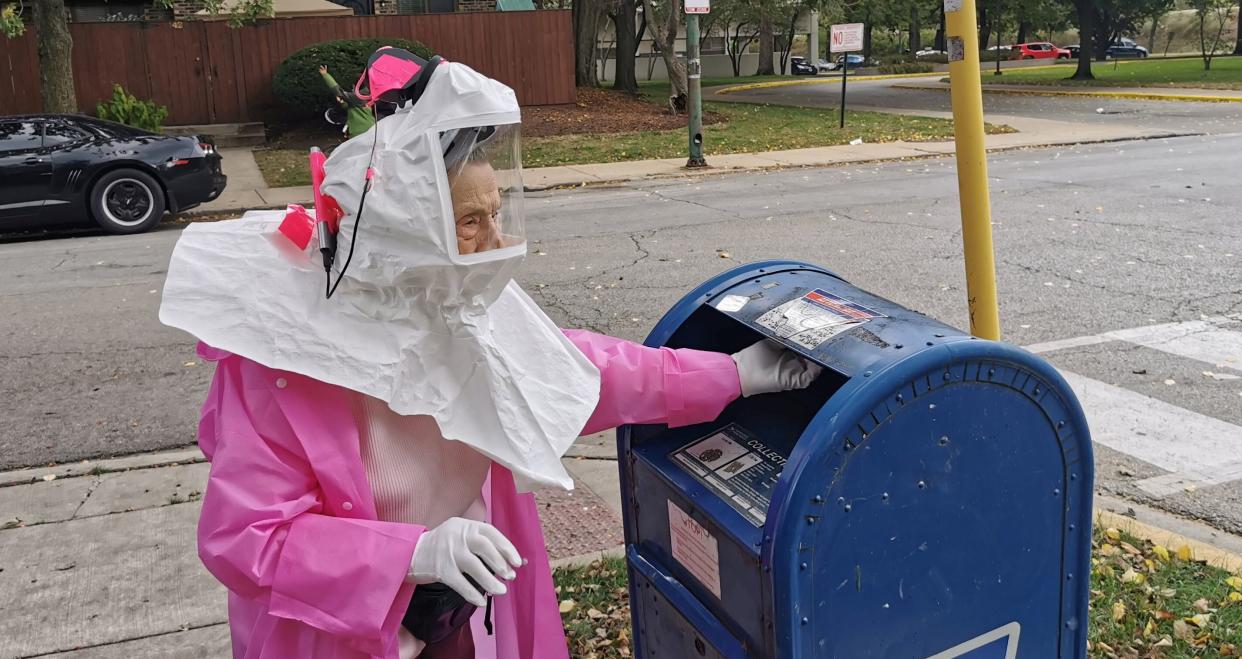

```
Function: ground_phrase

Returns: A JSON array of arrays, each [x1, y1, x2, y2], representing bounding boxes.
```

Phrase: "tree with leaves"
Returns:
[[1233, 0, 1241, 55], [1192, 0, 1232, 69]]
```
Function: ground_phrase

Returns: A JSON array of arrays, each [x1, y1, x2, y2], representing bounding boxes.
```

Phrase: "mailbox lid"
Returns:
[[705, 266, 969, 379]]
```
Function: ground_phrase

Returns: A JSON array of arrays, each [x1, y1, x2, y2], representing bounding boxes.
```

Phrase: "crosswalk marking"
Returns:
[[1105, 320, 1242, 373], [1020, 316, 1242, 499], [1058, 372, 1242, 497]]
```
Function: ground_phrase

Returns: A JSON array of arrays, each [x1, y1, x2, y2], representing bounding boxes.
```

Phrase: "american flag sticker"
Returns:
[[802, 289, 884, 321]]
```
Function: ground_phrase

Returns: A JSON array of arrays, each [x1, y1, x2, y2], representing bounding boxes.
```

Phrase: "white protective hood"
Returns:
[[160, 62, 601, 491]]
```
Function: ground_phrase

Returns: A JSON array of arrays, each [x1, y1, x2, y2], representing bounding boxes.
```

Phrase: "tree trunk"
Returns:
[[33, 0, 77, 113], [641, 0, 686, 100], [1017, 20, 1030, 44], [863, 19, 873, 59], [1146, 12, 1162, 52], [935, 6, 946, 51], [573, 0, 601, 86], [909, 6, 922, 55], [780, 10, 799, 73], [1234, 0, 1242, 55], [612, 0, 638, 93], [757, 17, 775, 75], [1071, 0, 1094, 80], [978, 5, 989, 52]]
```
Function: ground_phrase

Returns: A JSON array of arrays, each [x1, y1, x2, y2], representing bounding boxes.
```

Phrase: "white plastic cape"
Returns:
[[160, 62, 601, 491]]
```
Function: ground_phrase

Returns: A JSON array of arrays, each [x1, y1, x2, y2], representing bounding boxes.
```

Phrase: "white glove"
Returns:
[[407, 517, 524, 607], [731, 340, 824, 398]]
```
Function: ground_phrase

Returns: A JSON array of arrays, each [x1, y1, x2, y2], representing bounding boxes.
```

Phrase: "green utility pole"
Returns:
[[685, 11, 707, 167]]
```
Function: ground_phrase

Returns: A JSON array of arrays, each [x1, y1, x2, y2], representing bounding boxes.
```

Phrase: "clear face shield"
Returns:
[[440, 124, 525, 262]]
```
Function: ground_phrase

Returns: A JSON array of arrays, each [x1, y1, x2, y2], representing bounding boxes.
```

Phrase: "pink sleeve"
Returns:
[[196, 357, 419, 656], [564, 329, 742, 435]]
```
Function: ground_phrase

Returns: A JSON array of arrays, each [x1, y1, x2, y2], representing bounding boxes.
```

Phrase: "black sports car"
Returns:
[[0, 114, 226, 235]]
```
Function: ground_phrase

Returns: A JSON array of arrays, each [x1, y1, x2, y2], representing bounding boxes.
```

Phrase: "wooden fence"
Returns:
[[0, 11, 574, 124]]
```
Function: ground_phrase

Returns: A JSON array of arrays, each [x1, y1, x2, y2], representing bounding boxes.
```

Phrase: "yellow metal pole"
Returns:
[[943, 0, 1001, 341]]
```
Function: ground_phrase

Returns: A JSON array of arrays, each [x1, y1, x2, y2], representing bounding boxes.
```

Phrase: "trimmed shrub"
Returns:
[[878, 62, 935, 74], [96, 85, 169, 132], [272, 37, 434, 118]]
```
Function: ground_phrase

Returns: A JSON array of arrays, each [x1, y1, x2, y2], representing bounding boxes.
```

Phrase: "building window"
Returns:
[[69, 3, 145, 21], [397, 0, 454, 12], [701, 36, 725, 55]]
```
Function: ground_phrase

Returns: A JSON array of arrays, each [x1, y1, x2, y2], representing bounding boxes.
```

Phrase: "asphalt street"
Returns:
[[715, 75, 1242, 134], [3, 132, 1241, 535]]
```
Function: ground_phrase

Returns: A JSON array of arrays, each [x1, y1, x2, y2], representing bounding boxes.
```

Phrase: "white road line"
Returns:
[[1024, 334, 1115, 354], [1059, 371, 1242, 497], [1105, 320, 1242, 372]]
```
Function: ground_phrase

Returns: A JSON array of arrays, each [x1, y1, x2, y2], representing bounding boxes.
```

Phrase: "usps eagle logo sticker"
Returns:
[[926, 622, 1020, 659]]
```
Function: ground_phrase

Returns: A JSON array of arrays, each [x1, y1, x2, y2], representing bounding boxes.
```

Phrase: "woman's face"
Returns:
[[449, 161, 504, 255]]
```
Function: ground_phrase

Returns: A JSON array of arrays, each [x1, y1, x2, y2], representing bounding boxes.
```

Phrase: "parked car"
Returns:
[[789, 56, 818, 75], [1066, 39, 1149, 59], [0, 115, 225, 234], [1107, 38, 1149, 58], [816, 58, 836, 72], [1012, 42, 1072, 59], [915, 48, 945, 58], [830, 54, 870, 70]]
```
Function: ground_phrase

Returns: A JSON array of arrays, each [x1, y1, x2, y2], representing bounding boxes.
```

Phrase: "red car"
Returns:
[[1012, 42, 1071, 60]]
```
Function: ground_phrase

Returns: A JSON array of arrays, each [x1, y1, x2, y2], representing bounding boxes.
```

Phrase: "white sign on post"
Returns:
[[685, 0, 710, 14], [830, 23, 864, 53]]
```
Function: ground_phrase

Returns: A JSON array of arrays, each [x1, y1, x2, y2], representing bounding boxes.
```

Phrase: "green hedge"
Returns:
[[878, 62, 935, 74], [272, 38, 435, 118]]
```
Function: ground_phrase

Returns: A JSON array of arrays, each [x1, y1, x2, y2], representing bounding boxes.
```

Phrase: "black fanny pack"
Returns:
[[402, 581, 493, 644]]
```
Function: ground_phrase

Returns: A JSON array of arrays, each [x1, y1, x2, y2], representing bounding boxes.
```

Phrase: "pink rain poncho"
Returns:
[[194, 330, 741, 658]]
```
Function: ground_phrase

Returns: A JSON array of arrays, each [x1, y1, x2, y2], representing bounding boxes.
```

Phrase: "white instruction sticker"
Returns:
[[715, 295, 750, 313], [668, 501, 722, 598], [948, 36, 965, 62], [754, 288, 884, 349], [943, 0, 962, 13]]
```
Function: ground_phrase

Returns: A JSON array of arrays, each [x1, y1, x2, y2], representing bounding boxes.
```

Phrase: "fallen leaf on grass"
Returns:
[[1151, 637, 1173, 648], [1185, 613, 1210, 628], [1194, 598, 1212, 613], [559, 599, 576, 613], [1177, 545, 1194, 561], [1120, 541, 1142, 556], [1112, 601, 1127, 622], [1104, 528, 1121, 542], [1099, 544, 1121, 557], [1226, 576, 1242, 590], [587, 608, 605, 620], [1173, 619, 1193, 641], [1152, 610, 1177, 620], [1121, 568, 1146, 585], [1228, 592, 1242, 603], [1153, 545, 1171, 562]]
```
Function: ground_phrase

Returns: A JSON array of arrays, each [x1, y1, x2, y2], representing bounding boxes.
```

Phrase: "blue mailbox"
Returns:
[[617, 261, 1093, 659]]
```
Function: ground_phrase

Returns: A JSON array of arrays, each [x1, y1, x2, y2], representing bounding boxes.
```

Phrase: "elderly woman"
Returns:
[[160, 59, 819, 659]]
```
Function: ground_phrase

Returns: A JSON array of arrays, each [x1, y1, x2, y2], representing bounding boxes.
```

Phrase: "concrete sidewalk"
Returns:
[[894, 78, 1242, 103], [0, 436, 623, 658], [197, 114, 1189, 215]]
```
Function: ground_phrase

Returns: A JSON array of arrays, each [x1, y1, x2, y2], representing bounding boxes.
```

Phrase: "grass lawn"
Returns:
[[555, 526, 1242, 658], [255, 102, 1010, 185], [523, 102, 1005, 168], [978, 56, 1242, 90]]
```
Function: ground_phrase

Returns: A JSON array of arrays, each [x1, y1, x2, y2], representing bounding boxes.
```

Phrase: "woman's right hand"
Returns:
[[319, 65, 329, 75], [407, 517, 524, 606]]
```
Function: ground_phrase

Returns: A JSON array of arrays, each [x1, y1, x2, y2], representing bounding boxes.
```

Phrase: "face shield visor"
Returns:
[[439, 123, 525, 263]]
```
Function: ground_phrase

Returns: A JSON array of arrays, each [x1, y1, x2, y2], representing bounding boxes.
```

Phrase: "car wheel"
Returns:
[[90, 168, 166, 235]]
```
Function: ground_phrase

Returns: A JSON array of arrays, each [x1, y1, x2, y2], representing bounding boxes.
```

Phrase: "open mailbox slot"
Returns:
[[618, 261, 1095, 659]]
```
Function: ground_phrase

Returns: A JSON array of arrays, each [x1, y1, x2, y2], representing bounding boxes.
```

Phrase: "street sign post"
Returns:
[[830, 23, 863, 128], [685, 0, 709, 166]]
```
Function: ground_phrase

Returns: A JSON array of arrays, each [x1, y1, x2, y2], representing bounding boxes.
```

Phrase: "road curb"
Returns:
[[550, 545, 626, 570], [190, 128, 1198, 211], [894, 81, 1242, 104], [1095, 505, 1242, 576], [0, 447, 203, 488]]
